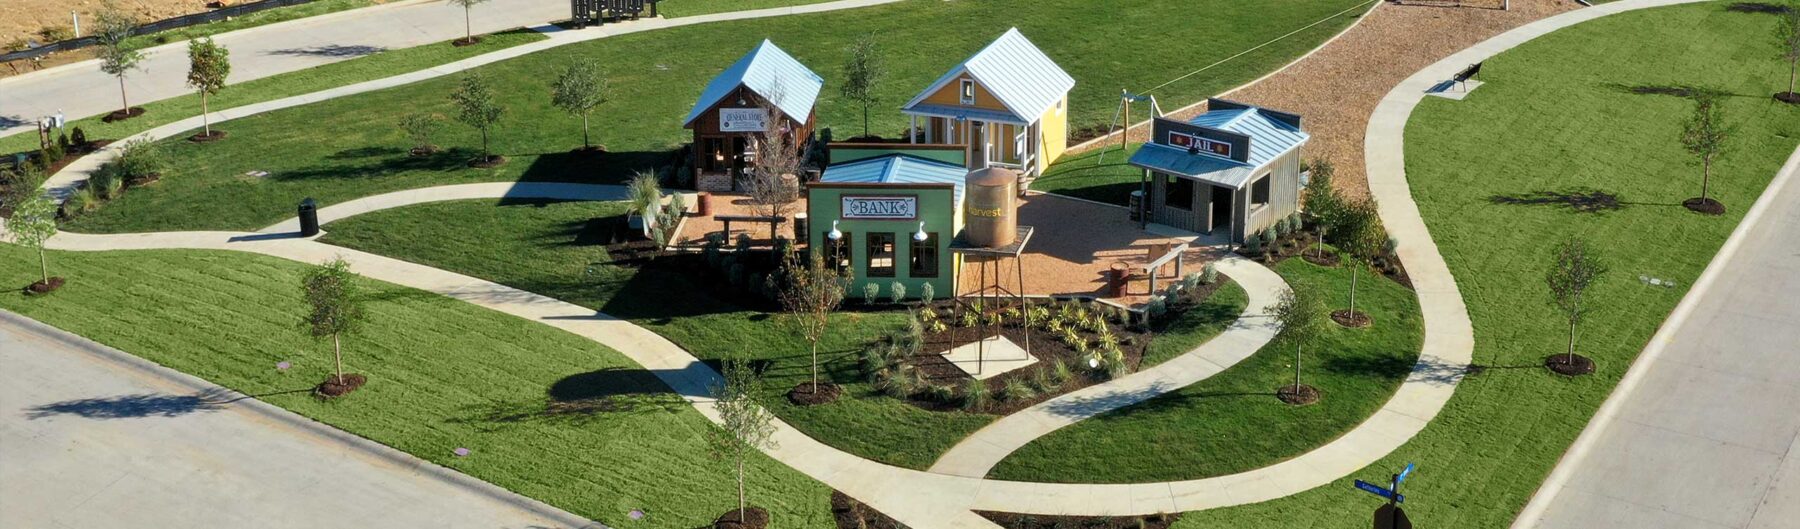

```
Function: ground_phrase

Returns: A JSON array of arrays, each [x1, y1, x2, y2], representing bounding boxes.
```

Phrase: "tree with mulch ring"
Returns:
[[1544, 237, 1607, 378], [551, 59, 613, 155], [830, 491, 906, 529], [450, 72, 506, 169], [399, 113, 445, 157], [94, 5, 146, 124], [186, 37, 232, 143], [301, 258, 369, 398], [1267, 282, 1327, 405], [709, 359, 777, 529], [978, 510, 1181, 529], [1777, 4, 1799, 104], [7, 191, 62, 295], [447, 0, 492, 46], [1679, 90, 1731, 215], [1332, 197, 1385, 328], [775, 246, 848, 406]]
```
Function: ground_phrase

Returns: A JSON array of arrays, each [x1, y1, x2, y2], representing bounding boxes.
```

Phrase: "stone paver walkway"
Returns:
[[0, 310, 599, 529], [928, 253, 1286, 478]]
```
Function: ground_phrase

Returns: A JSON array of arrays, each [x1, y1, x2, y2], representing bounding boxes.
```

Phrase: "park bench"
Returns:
[[1452, 62, 1483, 91]]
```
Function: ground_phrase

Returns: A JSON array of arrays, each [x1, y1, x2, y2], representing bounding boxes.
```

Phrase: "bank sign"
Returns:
[[842, 196, 917, 220], [719, 108, 767, 132]]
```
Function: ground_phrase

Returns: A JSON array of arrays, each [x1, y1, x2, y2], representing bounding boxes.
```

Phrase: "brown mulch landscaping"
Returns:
[[408, 146, 440, 157], [466, 154, 507, 168], [831, 491, 906, 529], [188, 130, 228, 143], [1277, 383, 1321, 405], [1683, 197, 1725, 215], [315, 373, 367, 398], [978, 510, 1183, 529], [1239, 226, 1412, 289], [713, 506, 769, 529], [1332, 309, 1372, 328], [451, 36, 483, 47], [25, 276, 65, 295], [1778, 92, 1800, 104], [1544, 354, 1596, 377], [102, 107, 147, 123], [788, 381, 843, 406]]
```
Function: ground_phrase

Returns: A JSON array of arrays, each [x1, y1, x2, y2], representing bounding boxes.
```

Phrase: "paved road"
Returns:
[[1519, 147, 1800, 529], [0, 311, 597, 529], [0, 0, 568, 138]]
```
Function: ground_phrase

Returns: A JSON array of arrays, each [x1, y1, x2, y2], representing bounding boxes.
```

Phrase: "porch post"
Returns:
[[910, 115, 917, 144]]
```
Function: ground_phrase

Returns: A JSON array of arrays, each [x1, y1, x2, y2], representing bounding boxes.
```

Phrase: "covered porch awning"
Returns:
[[1127, 143, 1260, 189]]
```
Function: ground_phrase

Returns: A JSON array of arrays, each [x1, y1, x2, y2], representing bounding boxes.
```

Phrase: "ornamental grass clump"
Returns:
[[961, 379, 989, 411], [1001, 377, 1036, 401]]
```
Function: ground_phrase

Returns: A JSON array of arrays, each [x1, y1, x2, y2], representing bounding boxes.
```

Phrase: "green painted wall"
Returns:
[[806, 184, 959, 300]]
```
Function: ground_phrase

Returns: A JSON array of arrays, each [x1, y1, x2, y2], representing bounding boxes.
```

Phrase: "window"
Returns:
[[1251, 174, 1271, 208], [1165, 173, 1194, 210], [960, 79, 977, 105], [827, 232, 853, 271], [867, 233, 896, 277], [1167, 131, 1232, 158], [910, 233, 939, 278]]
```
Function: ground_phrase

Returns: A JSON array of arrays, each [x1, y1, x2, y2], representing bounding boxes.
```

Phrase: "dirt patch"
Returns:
[[1543, 354, 1595, 376], [1683, 197, 1725, 215], [25, 276, 65, 295], [315, 373, 366, 398], [978, 511, 1182, 529], [1277, 383, 1321, 405], [714, 507, 769, 529], [188, 130, 227, 143], [466, 154, 507, 168], [451, 36, 483, 47], [1332, 309, 1371, 328], [830, 491, 906, 529], [1303, 250, 1341, 267], [102, 107, 147, 123], [787, 381, 843, 406]]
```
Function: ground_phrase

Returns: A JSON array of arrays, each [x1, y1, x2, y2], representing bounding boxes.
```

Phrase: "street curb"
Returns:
[[1510, 144, 1800, 528], [0, 308, 608, 529]]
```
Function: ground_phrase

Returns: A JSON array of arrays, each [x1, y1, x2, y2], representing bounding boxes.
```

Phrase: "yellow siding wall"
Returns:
[[1038, 95, 1069, 165], [920, 73, 1012, 112]]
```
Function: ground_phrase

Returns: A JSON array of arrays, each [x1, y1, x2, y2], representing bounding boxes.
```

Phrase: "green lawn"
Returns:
[[1031, 143, 1150, 207], [991, 258, 1421, 482], [317, 197, 1252, 471], [0, 28, 548, 157], [0, 244, 835, 528], [60, 0, 1370, 234], [658, 0, 842, 18], [1140, 279, 1249, 368], [1173, 4, 1800, 528]]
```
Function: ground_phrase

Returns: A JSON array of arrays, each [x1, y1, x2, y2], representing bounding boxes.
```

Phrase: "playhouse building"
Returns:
[[683, 40, 824, 192], [1129, 99, 1309, 243], [806, 152, 968, 299], [901, 28, 1074, 182]]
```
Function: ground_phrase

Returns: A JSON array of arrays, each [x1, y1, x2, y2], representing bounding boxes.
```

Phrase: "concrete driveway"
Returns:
[[1519, 149, 1800, 529], [0, 312, 597, 529]]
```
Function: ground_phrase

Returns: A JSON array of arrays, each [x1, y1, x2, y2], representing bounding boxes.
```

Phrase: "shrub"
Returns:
[[94, 166, 124, 200], [1102, 354, 1130, 380], [38, 26, 74, 42], [919, 282, 935, 305], [70, 127, 88, 147], [926, 384, 956, 404], [67, 187, 100, 214], [1261, 227, 1279, 245], [115, 138, 168, 180], [1245, 233, 1263, 253], [1385, 236, 1400, 257], [983, 310, 1004, 327], [1031, 368, 1058, 392], [56, 133, 71, 154], [41, 144, 65, 166], [929, 320, 948, 334], [1000, 377, 1036, 401], [960, 311, 979, 328], [862, 282, 880, 304], [1201, 262, 1219, 284], [665, 191, 687, 220], [1181, 272, 1202, 290], [961, 379, 989, 411], [890, 281, 906, 304], [1145, 295, 1168, 318]]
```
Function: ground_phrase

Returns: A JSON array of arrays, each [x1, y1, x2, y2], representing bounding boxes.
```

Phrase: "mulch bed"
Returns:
[[1543, 354, 1596, 376], [101, 107, 146, 123], [788, 381, 843, 406], [1684, 197, 1725, 215], [408, 146, 440, 157], [893, 299, 1150, 415], [1277, 384, 1321, 405], [315, 373, 367, 398], [831, 491, 906, 529], [714, 507, 769, 529], [1240, 227, 1412, 289], [24, 277, 65, 295], [978, 511, 1182, 529], [452, 36, 483, 47], [571, 145, 607, 156], [467, 154, 507, 168], [1331, 309, 1372, 328], [188, 130, 228, 143], [1778, 92, 1800, 104]]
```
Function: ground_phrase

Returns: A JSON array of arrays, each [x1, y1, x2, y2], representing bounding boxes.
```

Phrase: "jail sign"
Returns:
[[841, 196, 918, 220]]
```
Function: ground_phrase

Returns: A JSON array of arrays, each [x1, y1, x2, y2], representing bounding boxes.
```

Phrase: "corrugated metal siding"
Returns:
[[821, 155, 969, 204], [684, 40, 825, 126]]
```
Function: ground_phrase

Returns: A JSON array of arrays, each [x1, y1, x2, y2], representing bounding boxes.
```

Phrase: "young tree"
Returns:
[[450, 73, 505, 164], [1302, 159, 1343, 259], [550, 61, 611, 151], [1680, 91, 1732, 213], [708, 359, 777, 519], [776, 246, 848, 399], [840, 33, 886, 138], [1545, 238, 1607, 370], [1333, 198, 1386, 326], [186, 37, 231, 137], [399, 113, 444, 154], [6, 191, 60, 287], [94, 6, 143, 118], [301, 258, 368, 389], [1266, 283, 1328, 402], [744, 84, 803, 224], [1777, 4, 1800, 102], [445, 0, 492, 44]]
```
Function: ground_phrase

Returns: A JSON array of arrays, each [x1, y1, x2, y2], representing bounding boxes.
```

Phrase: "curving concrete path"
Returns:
[[928, 254, 1287, 478], [256, 182, 629, 234]]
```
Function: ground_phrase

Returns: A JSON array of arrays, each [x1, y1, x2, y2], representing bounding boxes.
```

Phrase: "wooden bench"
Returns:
[[715, 214, 786, 240]]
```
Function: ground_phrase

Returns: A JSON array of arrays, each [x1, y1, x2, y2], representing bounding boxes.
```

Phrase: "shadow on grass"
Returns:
[[1725, 2, 1793, 14], [1323, 355, 1414, 381], [265, 44, 387, 58], [1602, 83, 1756, 100], [271, 148, 472, 181], [22, 387, 306, 419], [517, 149, 679, 186], [1488, 188, 1624, 213]]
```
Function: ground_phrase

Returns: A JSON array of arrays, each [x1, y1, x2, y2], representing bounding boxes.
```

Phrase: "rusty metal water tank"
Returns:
[[964, 166, 1019, 248]]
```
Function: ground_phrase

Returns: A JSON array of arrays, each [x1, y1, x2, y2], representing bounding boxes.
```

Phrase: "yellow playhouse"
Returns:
[[901, 28, 1074, 184]]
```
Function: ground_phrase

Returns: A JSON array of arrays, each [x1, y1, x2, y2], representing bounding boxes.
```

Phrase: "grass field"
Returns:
[[0, 28, 547, 157], [1030, 143, 1150, 207], [58, 0, 1371, 233], [0, 244, 836, 528], [658, 0, 842, 18], [991, 257, 1420, 482], [1141, 279, 1250, 368], [316, 198, 1253, 470], [1171, 4, 1800, 527]]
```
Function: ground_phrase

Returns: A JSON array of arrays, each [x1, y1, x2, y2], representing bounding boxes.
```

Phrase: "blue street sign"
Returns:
[[1355, 480, 1405, 503], [1397, 463, 1415, 485]]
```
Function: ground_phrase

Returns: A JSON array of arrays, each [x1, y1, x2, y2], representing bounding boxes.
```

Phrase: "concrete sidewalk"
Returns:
[[0, 310, 599, 529], [0, 0, 567, 139], [1515, 147, 1800, 529]]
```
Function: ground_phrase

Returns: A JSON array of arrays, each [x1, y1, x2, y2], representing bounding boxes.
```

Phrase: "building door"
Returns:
[[1209, 185, 1233, 235], [970, 120, 988, 167]]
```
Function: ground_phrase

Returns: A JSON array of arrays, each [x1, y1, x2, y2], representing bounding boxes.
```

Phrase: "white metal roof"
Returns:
[[683, 40, 825, 127], [901, 28, 1074, 124]]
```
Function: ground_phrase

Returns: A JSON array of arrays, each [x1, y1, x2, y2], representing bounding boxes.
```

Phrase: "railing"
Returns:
[[2, 0, 324, 63]]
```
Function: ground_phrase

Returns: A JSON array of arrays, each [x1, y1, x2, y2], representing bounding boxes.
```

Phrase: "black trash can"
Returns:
[[298, 198, 320, 237]]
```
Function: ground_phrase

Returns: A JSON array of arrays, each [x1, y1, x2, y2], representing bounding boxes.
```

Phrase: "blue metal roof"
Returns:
[[902, 28, 1074, 123], [1186, 107, 1308, 169], [683, 40, 825, 127], [821, 154, 968, 204]]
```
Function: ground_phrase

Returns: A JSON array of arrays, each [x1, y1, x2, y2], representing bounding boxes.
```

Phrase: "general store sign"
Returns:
[[841, 196, 917, 220], [719, 108, 767, 132]]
